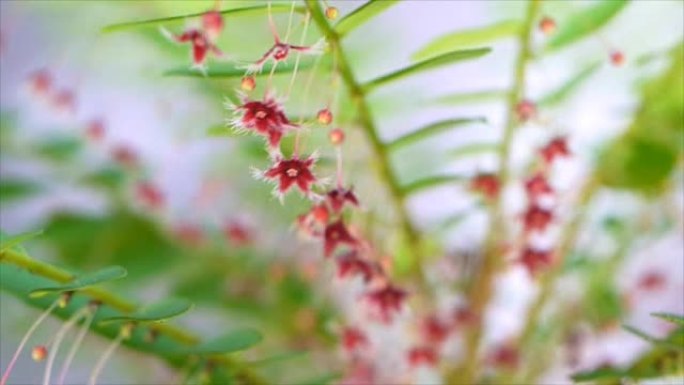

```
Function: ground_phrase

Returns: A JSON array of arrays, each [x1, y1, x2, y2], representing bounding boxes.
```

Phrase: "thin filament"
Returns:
[[43, 307, 91, 385], [286, 12, 311, 99], [0, 299, 60, 385], [336, 146, 344, 187], [57, 310, 96, 385], [283, 1, 296, 42], [267, 1, 281, 43], [87, 332, 125, 385], [294, 54, 324, 156]]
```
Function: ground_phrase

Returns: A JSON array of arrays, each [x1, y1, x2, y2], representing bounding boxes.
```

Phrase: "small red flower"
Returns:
[[522, 205, 554, 232], [231, 93, 297, 149], [326, 187, 359, 214], [336, 251, 375, 283], [85, 119, 105, 142], [610, 50, 625, 66], [524, 173, 553, 201], [364, 284, 408, 322], [540, 136, 570, 164], [111, 145, 138, 169], [515, 99, 537, 122], [637, 271, 666, 291], [262, 155, 317, 198], [202, 10, 224, 41], [51, 89, 76, 115], [296, 204, 329, 237], [407, 346, 438, 367], [470, 173, 500, 200], [489, 344, 519, 369], [324, 220, 357, 257], [136, 182, 165, 210], [223, 221, 252, 247], [163, 28, 222, 70], [452, 305, 477, 327], [342, 327, 369, 352], [26, 69, 52, 97], [421, 315, 451, 345], [519, 247, 553, 276]]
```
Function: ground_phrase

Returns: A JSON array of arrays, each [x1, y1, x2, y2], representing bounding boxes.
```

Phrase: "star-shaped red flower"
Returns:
[[524, 173, 553, 201], [519, 247, 553, 276], [231, 93, 297, 150], [262, 155, 317, 198], [540, 136, 570, 164], [470, 173, 500, 200], [522, 205, 554, 232], [364, 284, 408, 323], [326, 187, 360, 213], [336, 251, 375, 283], [407, 346, 438, 367], [323, 220, 357, 257]]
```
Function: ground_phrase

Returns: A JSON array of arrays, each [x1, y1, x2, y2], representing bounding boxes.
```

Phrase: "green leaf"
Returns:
[[413, 20, 520, 61], [102, 4, 306, 33], [652, 313, 684, 327], [334, 0, 400, 37], [100, 298, 193, 324], [599, 136, 677, 191], [164, 56, 328, 78], [363, 48, 491, 92], [449, 142, 499, 160], [0, 179, 42, 202], [30, 266, 128, 298], [35, 137, 82, 161], [0, 230, 43, 253], [400, 175, 466, 196], [432, 89, 508, 106], [247, 351, 308, 368], [546, 0, 629, 52], [81, 167, 126, 190], [572, 367, 625, 382], [538, 63, 600, 107], [386, 118, 486, 150], [190, 328, 263, 355]]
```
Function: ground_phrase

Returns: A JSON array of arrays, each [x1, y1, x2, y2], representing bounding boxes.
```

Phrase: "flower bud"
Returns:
[[329, 128, 345, 146], [241, 76, 256, 91], [317, 108, 333, 125], [515, 99, 537, 122], [325, 7, 339, 20], [610, 50, 625, 66], [539, 16, 556, 35], [32, 345, 47, 362]]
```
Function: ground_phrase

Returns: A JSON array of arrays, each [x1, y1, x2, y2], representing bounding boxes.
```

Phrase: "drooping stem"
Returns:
[[57, 307, 97, 385], [305, 0, 428, 290], [447, 1, 541, 383], [0, 298, 60, 385], [43, 306, 91, 385]]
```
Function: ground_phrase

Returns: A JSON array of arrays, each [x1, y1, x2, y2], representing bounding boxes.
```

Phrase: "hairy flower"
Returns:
[[540, 136, 570, 164], [341, 327, 369, 352], [324, 220, 357, 257], [421, 315, 451, 345], [162, 27, 222, 71], [470, 173, 500, 200], [261, 155, 317, 198], [326, 187, 359, 214], [519, 247, 553, 276], [246, 39, 325, 74], [407, 346, 438, 367], [230, 93, 297, 149], [364, 284, 408, 322], [524, 173, 553, 201], [522, 205, 554, 232], [336, 251, 375, 283], [202, 10, 224, 41]]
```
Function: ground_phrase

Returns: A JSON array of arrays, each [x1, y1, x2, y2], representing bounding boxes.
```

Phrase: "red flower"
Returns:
[[246, 39, 324, 73], [231, 93, 297, 149], [540, 136, 570, 164], [524, 173, 553, 201], [51, 89, 76, 115], [637, 271, 666, 291], [519, 247, 553, 276], [223, 221, 252, 247], [111, 145, 138, 169], [421, 315, 451, 345], [515, 99, 537, 122], [407, 346, 438, 367], [610, 50, 625, 67], [86, 119, 105, 142], [162, 28, 222, 70], [202, 10, 224, 41], [522, 205, 553, 232], [262, 155, 317, 198], [342, 327, 369, 352], [489, 344, 519, 369], [539, 16, 557, 35], [326, 187, 359, 214], [136, 182, 165, 210], [296, 204, 329, 237], [452, 305, 477, 327], [26, 69, 52, 97], [364, 284, 408, 322], [336, 251, 375, 283], [470, 173, 500, 200], [323, 220, 357, 257]]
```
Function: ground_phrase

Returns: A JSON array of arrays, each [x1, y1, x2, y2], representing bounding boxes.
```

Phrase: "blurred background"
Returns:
[[1, 1, 682, 384]]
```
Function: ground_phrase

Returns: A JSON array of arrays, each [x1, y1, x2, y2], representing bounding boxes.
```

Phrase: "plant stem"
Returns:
[[446, 1, 540, 383], [304, 0, 428, 290]]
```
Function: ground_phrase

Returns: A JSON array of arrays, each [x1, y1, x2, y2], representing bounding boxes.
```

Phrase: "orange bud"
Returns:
[[317, 108, 333, 125], [610, 51, 625, 66], [32, 345, 47, 362], [329, 128, 345, 145], [539, 16, 556, 35], [325, 6, 339, 20], [241, 76, 256, 91]]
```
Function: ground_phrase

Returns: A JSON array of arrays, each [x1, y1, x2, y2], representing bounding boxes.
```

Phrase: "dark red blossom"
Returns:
[[324, 220, 357, 257], [111, 145, 138, 169], [515, 99, 537, 122], [202, 10, 224, 41], [522, 205, 554, 232], [637, 271, 666, 291], [519, 247, 553, 276], [85, 119, 105, 142], [232, 94, 297, 149], [163, 28, 221, 70], [421, 315, 451, 345], [489, 344, 519, 369], [524, 173, 553, 201], [336, 251, 375, 283], [27, 69, 52, 96], [407, 346, 438, 367], [364, 284, 408, 322], [223, 221, 252, 247], [540, 136, 570, 164], [136, 182, 165, 210], [341, 327, 369, 352], [470, 173, 500, 200], [262, 156, 317, 197], [326, 187, 359, 214], [247, 40, 324, 73], [452, 305, 477, 327]]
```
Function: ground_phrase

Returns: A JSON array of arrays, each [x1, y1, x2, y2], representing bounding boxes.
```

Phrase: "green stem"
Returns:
[[446, 1, 540, 383], [305, 1, 428, 290], [0, 249, 267, 385]]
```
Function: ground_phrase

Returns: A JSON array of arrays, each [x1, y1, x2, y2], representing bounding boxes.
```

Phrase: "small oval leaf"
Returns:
[[30, 266, 128, 298], [539, 63, 600, 107], [192, 328, 263, 355], [386, 118, 486, 150], [449, 142, 500, 160], [99, 298, 193, 324], [400, 175, 466, 197]]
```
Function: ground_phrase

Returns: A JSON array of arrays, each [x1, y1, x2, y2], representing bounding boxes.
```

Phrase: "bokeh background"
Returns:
[[1, 1, 682, 384]]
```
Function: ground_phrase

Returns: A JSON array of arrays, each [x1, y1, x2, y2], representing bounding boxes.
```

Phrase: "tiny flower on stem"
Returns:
[[241, 76, 256, 91], [202, 10, 224, 42], [489, 344, 519, 369], [407, 346, 438, 367], [161, 27, 222, 71], [230, 93, 297, 150], [522, 205, 554, 233], [326, 187, 359, 214], [32, 345, 47, 362], [420, 315, 451, 345], [364, 284, 408, 323], [637, 271, 666, 291], [135, 182, 165, 210], [452, 305, 477, 327], [539, 16, 556, 35], [223, 221, 253, 247], [26, 69, 52, 97], [515, 99, 537, 122], [341, 327, 369, 352], [51, 89, 76, 115], [324, 220, 357, 257], [85, 120, 105, 142], [317, 108, 333, 125], [540, 136, 570, 164], [470, 173, 500, 200], [519, 247, 554, 276], [111, 145, 138, 169], [329, 128, 345, 146], [336, 251, 376, 283], [524, 173, 553, 201], [610, 50, 625, 66], [261, 155, 317, 198]]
